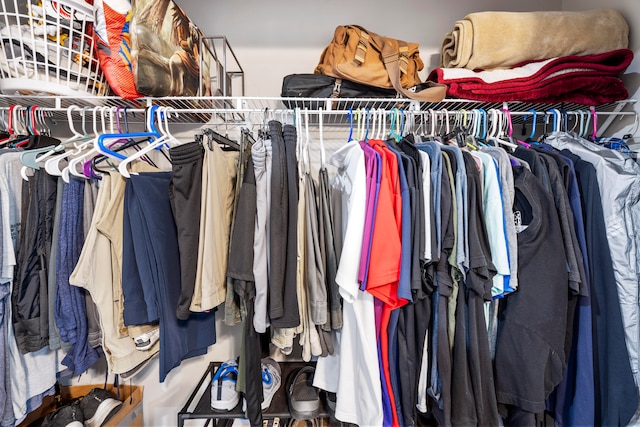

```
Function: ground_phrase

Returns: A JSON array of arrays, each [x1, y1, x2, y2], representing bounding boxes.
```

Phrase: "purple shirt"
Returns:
[[358, 140, 382, 290]]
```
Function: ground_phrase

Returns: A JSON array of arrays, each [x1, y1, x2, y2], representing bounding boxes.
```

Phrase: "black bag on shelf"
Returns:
[[281, 73, 430, 108]]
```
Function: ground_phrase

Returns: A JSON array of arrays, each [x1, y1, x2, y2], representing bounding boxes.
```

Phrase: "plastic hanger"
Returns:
[[316, 108, 324, 169], [487, 108, 517, 151], [17, 106, 57, 150], [89, 106, 127, 178], [502, 105, 530, 148], [118, 106, 174, 178], [299, 108, 309, 175], [20, 105, 84, 180], [581, 109, 591, 139], [347, 108, 354, 142], [96, 105, 161, 161], [389, 107, 402, 141], [2, 105, 26, 148], [589, 107, 598, 140], [92, 107, 164, 177], [622, 112, 640, 148], [441, 108, 450, 137], [369, 108, 376, 141], [567, 111, 580, 136], [475, 108, 487, 142], [201, 128, 240, 151], [355, 108, 362, 141], [15, 105, 37, 149], [526, 109, 537, 141], [62, 106, 112, 182], [364, 108, 371, 141], [47, 106, 94, 177], [548, 109, 561, 133]]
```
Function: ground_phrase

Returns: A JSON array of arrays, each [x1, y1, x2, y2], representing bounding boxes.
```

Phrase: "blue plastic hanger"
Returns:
[[389, 108, 402, 141], [477, 108, 487, 141], [96, 105, 162, 160], [527, 109, 537, 141], [347, 108, 354, 142], [364, 108, 371, 141]]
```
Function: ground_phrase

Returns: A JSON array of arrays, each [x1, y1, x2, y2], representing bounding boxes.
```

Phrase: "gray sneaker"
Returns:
[[261, 358, 282, 410], [41, 400, 84, 427], [80, 388, 123, 427]]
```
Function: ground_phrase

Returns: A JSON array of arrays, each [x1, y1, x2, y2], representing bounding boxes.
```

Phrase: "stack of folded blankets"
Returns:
[[428, 9, 633, 105]]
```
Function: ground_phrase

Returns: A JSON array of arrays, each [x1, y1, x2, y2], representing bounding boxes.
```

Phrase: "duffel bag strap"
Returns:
[[354, 30, 370, 65], [370, 31, 446, 102]]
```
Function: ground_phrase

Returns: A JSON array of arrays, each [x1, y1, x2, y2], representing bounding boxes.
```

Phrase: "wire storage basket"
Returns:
[[0, 0, 110, 97]]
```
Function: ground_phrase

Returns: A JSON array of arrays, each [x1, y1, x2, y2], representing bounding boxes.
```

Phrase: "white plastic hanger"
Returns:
[[487, 108, 517, 151], [318, 107, 326, 169], [62, 106, 109, 183], [379, 108, 386, 140], [20, 105, 87, 180], [118, 106, 175, 178], [45, 106, 94, 176]]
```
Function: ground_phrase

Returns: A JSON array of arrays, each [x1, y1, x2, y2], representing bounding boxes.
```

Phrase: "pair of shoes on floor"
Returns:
[[210, 358, 282, 411], [286, 365, 320, 420], [41, 388, 123, 427]]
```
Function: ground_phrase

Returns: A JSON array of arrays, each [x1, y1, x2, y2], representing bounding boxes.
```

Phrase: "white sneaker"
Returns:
[[211, 360, 240, 411], [133, 328, 159, 351], [261, 358, 281, 410]]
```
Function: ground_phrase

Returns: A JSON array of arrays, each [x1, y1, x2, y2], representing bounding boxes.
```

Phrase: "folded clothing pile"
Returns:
[[432, 9, 632, 105], [428, 49, 633, 105]]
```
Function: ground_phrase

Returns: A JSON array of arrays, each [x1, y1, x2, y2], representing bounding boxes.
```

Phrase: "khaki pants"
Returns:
[[191, 142, 239, 312], [70, 169, 159, 375]]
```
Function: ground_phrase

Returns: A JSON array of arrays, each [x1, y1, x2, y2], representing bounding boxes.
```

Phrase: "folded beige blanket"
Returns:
[[441, 9, 629, 70]]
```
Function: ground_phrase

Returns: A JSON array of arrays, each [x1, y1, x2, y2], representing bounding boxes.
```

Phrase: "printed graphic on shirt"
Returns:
[[514, 210, 528, 233]]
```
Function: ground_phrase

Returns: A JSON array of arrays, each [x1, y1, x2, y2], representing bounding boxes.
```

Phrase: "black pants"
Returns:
[[169, 142, 205, 320], [267, 121, 300, 328], [13, 169, 57, 353]]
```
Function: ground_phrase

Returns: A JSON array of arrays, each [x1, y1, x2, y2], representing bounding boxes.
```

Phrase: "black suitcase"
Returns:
[[281, 73, 422, 108]]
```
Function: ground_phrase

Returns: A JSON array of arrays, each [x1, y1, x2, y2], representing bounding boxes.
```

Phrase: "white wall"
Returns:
[[179, 0, 562, 96], [64, 1, 640, 426], [563, 0, 640, 138]]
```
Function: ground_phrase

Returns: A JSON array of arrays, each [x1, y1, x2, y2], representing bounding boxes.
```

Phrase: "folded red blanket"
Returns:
[[428, 49, 633, 105], [445, 75, 628, 106]]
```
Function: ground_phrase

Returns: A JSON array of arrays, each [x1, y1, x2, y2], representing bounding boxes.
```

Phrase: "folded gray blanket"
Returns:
[[441, 9, 629, 70]]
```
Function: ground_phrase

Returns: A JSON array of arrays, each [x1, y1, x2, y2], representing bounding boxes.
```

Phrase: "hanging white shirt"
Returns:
[[313, 141, 383, 427]]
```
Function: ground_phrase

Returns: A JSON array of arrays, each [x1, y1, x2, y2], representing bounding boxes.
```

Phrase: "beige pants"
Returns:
[[191, 142, 239, 312], [70, 166, 159, 375]]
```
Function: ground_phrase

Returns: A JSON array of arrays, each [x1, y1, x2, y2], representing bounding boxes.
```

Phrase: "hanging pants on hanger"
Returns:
[[169, 141, 205, 321], [123, 172, 216, 382]]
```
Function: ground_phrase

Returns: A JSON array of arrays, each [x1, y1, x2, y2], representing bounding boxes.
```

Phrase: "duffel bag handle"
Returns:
[[365, 29, 447, 102]]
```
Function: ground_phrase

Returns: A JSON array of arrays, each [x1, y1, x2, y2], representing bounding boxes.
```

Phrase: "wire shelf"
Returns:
[[0, 95, 634, 125]]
